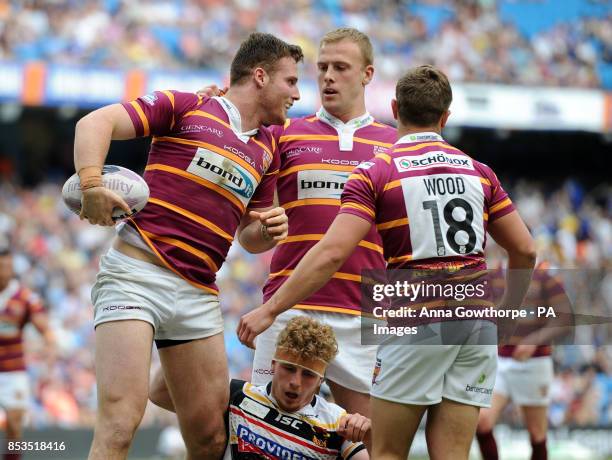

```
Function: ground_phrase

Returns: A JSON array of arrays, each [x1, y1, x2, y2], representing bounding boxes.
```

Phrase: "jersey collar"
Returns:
[[213, 96, 259, 143], [316, 106, 373, 131], [396, 131, 444, 145]]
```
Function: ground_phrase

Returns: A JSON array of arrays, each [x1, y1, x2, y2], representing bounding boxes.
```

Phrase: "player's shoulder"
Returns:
[[367, 119, 397, 141], [228, 380, 275, 409], [308, 394, 346, 427], [147, 89, 200, 107], [281, 114, 319, 132], [229, 378, 247, 396]]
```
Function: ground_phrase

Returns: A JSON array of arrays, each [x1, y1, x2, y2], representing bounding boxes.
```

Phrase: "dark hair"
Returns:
[[230, 33, 304, 85], [396, 65, 452, 126]]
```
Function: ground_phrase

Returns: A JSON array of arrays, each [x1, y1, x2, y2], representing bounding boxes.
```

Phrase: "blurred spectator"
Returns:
[[0, 0, 609, 88]]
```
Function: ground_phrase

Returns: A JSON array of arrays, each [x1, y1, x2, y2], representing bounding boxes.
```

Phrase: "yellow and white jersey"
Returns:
[[224, 379, 365, 460]]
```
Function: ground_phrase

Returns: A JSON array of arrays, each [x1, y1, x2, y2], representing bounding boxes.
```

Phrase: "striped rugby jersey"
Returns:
[[263, 108, 396, 315], [0, 280, 45, 372], [121, 93, 279, 295], [340, 132, 515, 270], [225, 379, 365, 460], [497, 262, 564, 358], [341, 132, 516, 323]]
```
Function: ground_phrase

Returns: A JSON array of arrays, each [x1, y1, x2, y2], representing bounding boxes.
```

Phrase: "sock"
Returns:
[[476, 430, 499, 460], [531, 438, 547, 460]]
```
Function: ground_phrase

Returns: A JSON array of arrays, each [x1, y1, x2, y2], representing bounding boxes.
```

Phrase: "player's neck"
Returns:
[[397, 125, 441, 138], [223, 88, 261, 132], [325, 102, 367, 123]]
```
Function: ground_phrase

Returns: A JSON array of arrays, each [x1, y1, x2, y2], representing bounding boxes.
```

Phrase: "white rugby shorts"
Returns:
[[0, 371, 30, 410], [92, 248, 223, 341], [251, 309, 377, 394], [371, 321, 498, 408], [495, 356, 554, 406]]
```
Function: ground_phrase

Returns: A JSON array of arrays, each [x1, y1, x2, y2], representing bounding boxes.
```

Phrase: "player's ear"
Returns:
[[254, 67, 268, 88], [391, 99, 398, 121], [440, 110, 451, 129], [362, 65, 374, 86]]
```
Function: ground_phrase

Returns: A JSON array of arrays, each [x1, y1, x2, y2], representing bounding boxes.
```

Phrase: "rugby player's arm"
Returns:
[[74, 104, 137, 171], [487, 210, 537, 308], [74, 104, 136, 225], [30, 311, 56, 358], [238, 213, 369, 346]]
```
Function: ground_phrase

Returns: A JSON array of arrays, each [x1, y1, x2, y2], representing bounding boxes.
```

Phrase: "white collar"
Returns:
[[396, 131, 444, 145], [316, 107, 374, 151], [213, 96, 258, 143], [316, 106, 373, 130]]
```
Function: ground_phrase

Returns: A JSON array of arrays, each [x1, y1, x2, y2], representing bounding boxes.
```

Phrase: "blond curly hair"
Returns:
[[276, 316, 338, 364]]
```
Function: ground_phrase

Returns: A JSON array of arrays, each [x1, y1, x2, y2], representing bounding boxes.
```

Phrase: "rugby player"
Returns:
[[477, 261, 567, 460], [0, 240, 55, 460], [237, 65, 537, 460], [154, 316, 371, 459], [74, 33, 302, 460], [151, 28, 396, 430], [253, 28, 396, 422]]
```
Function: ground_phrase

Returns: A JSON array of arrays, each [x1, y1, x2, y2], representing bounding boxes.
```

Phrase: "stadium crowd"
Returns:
[[0, 178, 609, 429], [0, 0, 610, 88]]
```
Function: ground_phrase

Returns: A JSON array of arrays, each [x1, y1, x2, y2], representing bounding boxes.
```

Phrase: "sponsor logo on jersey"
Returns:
[[373, 145, 388, 155], [394, 151, 474, 172], [188, 148, 257, 206], [239, 398, 271, 419], [181, 124, 224, 138], [297, 170, 349, 199], [223, 144, 256, 169], [141, 93, 158, 106], [236, 425, 317, 460], [406, 133, 442, 142], [321, 158, 360, 166], [286, 146, 323, 156], [357, 161, 375, 170], [253, 368, 274, 375]]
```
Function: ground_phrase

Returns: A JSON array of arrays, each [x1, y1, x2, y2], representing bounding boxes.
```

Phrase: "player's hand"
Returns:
[[249, 207, 288, 242], [512, 344, 537, 361], [80, 186, 131, 226], [237, 305, 276, 349], [196, 85, 228, 98], [337, 413, 371, 443]]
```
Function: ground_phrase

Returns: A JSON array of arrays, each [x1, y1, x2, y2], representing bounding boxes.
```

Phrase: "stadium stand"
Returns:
[[0, 1, 609, 458], [0, 0, 609, 87]]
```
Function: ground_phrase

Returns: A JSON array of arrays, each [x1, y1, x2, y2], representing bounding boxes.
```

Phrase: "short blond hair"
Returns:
[[319, 27, 373, 67], [276, 316, 338, 364]]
